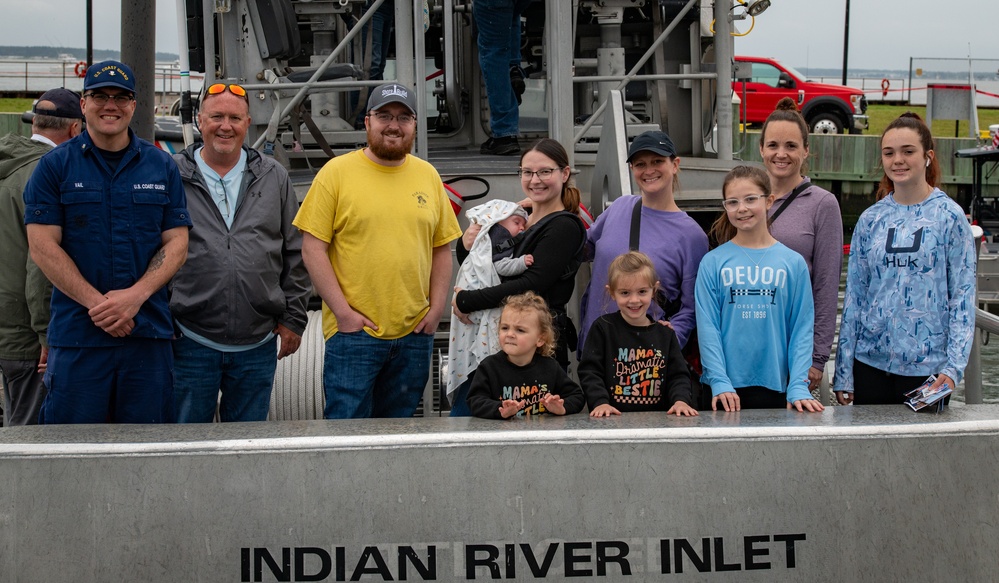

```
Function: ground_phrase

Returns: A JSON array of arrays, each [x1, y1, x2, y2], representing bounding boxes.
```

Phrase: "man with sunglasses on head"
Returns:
[[169, 82, 309, 423], [295, 82, 461, 419], [0, 88, 83, 426], [24, 60, 191, 424]]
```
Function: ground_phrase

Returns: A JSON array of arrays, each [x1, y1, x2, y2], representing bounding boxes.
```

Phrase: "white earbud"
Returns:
[[925, 159, 931, 168]]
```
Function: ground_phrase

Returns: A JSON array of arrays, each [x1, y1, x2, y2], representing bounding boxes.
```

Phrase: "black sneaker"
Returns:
[[480, 136, 520, 156], [510, 67, 526, 105]]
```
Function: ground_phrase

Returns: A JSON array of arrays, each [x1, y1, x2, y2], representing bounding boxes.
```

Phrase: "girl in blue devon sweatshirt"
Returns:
[[834, 113, 977, 405], [694, 166, 823, 412]]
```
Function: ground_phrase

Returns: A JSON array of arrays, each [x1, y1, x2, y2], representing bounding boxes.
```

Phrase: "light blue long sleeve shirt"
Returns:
[[835, 189, 977, 392], [695, 241, 814, 403]]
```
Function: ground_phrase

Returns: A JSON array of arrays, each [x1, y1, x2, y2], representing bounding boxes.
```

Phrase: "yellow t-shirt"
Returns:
[[294, 149, 461, 340]]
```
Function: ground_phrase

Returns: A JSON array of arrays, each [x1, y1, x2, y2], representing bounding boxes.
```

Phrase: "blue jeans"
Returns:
[[323, 330, 433, 419], [39, 340, 175, 424], [173, 335, 278, 423], [351, 0, 395, 127], [448, 375, 473, 417], [473, 0, 530, 138]]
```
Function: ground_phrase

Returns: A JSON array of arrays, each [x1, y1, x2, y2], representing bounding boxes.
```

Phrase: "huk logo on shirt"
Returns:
[[884, 227, 923, 268]]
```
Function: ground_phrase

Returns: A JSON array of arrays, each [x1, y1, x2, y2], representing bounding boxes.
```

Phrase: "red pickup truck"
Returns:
[[733, 56, 868, 135]]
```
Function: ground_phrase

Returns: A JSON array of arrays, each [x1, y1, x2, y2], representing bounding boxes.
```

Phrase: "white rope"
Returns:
[[268, 310, 325, 420]]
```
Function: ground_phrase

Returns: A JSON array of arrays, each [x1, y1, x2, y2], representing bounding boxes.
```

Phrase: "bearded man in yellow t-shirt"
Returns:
[[295, 83, 461, 418]]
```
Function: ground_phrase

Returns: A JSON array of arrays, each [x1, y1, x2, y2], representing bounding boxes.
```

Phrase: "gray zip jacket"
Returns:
[[170, 145, 310, 345]]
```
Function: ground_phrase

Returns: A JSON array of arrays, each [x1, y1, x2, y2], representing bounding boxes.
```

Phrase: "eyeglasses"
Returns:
[[519, 167, 561, 180], [721, 194, 767, 210], [367, 111, 416, 125], [84, 92, 134, 107], [206, 83, 249, 102], [215, 180, 231, 219]]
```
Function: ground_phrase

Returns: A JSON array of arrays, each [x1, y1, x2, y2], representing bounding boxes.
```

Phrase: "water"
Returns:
[[975, 330, 999, 402], [0, 58, 203, 94]]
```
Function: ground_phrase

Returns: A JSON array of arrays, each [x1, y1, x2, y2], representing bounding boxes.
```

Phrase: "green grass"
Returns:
[[0, 98, 34, 113], [865, 104, 999, 138], [4, 97, 994, 140]]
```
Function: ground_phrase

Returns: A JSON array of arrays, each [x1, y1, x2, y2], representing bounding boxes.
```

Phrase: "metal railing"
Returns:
[[966, 309, 999, 404], [0, 58, 204, 110]]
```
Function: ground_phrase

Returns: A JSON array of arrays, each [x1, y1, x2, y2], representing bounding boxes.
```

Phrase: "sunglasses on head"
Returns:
[[206, 83, 248, 101]]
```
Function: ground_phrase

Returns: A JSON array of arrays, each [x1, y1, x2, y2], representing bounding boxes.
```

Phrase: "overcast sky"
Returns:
[[733, 0, 997, 72], [0, 0, 183, 56], [1, 0, 995, 73]]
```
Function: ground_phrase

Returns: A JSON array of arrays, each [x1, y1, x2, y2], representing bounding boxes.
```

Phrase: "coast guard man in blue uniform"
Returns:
[[24, 60, 192, 424]]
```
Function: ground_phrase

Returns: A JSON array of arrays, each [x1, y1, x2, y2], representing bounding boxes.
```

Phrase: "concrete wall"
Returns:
[[2, 406, 999, 582]]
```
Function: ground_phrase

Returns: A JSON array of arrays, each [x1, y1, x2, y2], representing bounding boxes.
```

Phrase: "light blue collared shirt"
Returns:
[[193, 146, 247, 229]]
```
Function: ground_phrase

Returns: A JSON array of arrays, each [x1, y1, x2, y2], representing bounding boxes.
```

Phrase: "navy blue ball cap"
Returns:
[[83, 60, 136, 94], [627, 130, 677, 162], [33, 88, 84, 119]]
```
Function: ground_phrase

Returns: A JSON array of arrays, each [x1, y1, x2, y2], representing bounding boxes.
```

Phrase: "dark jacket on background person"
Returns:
[[0, 134, 52, 360], [170, 144, 310, 344]]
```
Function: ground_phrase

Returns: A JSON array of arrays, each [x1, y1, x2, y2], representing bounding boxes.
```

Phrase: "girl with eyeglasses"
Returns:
[[450, 139, 586, 415], [694, 166, 823, 412], [577, 131, 709, 383], [834, 113, 977, 405]]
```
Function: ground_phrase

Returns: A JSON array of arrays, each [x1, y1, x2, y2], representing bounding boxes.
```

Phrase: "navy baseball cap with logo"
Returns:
[[627, 130, 677, 162], [33, 88, 84, 119], [83, 60, 136, 94], [366, 83, 417, 114]]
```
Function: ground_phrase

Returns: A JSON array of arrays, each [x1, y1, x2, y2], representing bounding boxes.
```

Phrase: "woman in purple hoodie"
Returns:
[[760, 97, 844, 399], [578, 131, 709, 360]]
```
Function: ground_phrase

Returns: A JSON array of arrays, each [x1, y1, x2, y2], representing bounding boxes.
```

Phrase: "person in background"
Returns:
[[579, 251, 698, 418], [25, 61, 191, 424], [296, 82, 461, 419], [695, 165, 823, 413], [760, 97, 844, 396], [834, 113, 976, 405], [350, 0, 395, 129], [170, 82, 310, 423], [474, 0, 531, 155], [466, 292, 585, 419], [0, 88, 83, 425]]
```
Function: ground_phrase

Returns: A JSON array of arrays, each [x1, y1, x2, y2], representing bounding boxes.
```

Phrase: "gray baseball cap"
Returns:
[[366, 83, 417, 114]]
